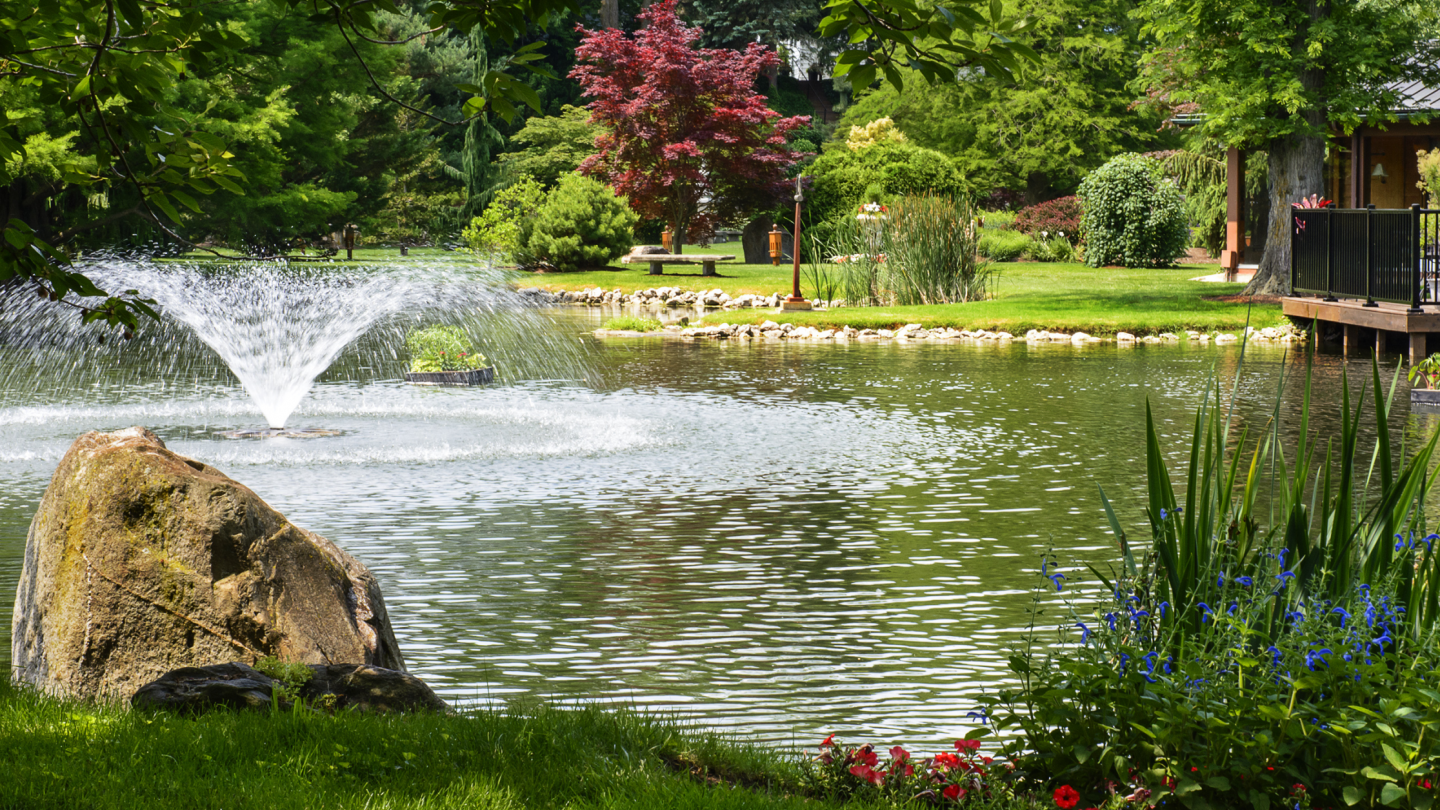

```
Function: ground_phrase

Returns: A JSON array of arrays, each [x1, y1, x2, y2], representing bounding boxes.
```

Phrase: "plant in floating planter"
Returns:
[[406, 326, 489, 372], [1409, 352, 1440, 389]]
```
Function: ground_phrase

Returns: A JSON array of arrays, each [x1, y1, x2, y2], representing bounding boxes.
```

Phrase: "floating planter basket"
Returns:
[[1411, 388, 1440, 407], [404, 367, 495, 386]]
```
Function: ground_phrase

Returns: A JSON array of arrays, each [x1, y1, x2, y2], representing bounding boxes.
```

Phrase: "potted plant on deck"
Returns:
[[1409, 353, 1440, 406], [404, 325, 494, 386]]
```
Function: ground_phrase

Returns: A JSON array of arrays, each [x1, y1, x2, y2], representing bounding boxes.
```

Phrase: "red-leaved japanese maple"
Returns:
[[570, 0, 809, 253]]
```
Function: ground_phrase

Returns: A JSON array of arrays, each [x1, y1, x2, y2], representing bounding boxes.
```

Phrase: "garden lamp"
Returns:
[[782, 176, 811, 310], [662, 226, 673, 253], [1373, 163, 1389, 183], [769, 225, 783, 265]]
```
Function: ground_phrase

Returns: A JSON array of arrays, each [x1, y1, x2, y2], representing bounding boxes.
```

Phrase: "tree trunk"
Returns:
[[600, 0, 618, 28], [1244, 0, 1327, 297], [1024, 171, 1050, 207], [1244, 135, 1325, 296]]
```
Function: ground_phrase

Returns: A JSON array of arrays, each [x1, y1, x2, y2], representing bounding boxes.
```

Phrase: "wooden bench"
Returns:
[[619, 253, 736, 276]]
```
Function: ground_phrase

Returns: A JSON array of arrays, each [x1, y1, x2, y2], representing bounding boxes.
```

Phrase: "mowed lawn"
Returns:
[[524, 243, 1283, 336]]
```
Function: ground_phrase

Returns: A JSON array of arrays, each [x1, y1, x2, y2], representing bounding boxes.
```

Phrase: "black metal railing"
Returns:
[[1291, 204, 1440, 309]]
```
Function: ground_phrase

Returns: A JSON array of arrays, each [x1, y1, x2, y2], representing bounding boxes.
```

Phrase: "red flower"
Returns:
[[934, 752, 961, 770], [1054, 785, 1081, 809], [890, 745, 910, 762], [955, 739, 982, 753], [856, 747, 879, 767], [820, 734, 836, 748], [943, 784, 965, 801], [849, 764, 885, 786]]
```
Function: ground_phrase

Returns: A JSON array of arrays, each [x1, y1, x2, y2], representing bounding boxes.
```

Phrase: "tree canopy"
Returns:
[[571, 0, 809, 251], [1134, 0, 1440, 293]]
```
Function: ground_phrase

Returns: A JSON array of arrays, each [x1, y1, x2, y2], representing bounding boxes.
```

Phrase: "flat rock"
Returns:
[[132, 662, 448, 714]]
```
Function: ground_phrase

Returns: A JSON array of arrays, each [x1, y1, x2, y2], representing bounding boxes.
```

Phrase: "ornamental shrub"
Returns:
[[461, 177, 546, 261], [524, 173, 639, 272], [1012, 196, 1081, 244], [844, 117, 907, 151], [977, 229, 1032, 261], [1077, 153, 1188, 268], [805, 142, 966, 225], [406, 325, 488, 372]]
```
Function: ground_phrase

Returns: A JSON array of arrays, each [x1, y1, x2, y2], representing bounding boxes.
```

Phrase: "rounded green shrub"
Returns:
[[1077, 153, 1188, 268], [461, 177, 546, 261], [804, 142, 966, 225], [525, 174, 639, 272]]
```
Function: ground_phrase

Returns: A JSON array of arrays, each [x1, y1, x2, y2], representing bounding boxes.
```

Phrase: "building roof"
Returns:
[[1391, 78, 1440, 113]]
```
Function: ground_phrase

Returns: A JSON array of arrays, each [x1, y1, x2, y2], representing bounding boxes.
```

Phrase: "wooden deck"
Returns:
[[1283, 297, 1440, 363]]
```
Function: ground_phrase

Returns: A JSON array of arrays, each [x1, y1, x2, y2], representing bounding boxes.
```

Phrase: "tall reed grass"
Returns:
[[806, 194, 994, 306]]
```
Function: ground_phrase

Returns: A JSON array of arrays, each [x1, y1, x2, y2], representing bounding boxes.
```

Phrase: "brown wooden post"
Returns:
[[1412, 332, 1430, 366], [1344, 323, 1362, 356], [1221, 146, 1244, 276], [1347, 131, 1359, 208]]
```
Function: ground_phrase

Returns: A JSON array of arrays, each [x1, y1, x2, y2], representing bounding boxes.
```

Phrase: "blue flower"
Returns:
[[1276, 571, 1296, 585], [1119, 653, 1130, 676], [1425, 534, 1438, 551], [1305, 648, 1333, 671], [1142, 651, 1159, 682], [1076, 622, 1091, 645], [1217, 572, 1225, 587], [1267, 646, 1282, 668], [1158, 601, 1170, 619], [1047, 573, 1066, 592], [1235, 576, 1253, 588], [1277, 548, 1290, 566], [1106, 612, 1117, 631], [1332, 607, 1352, 629], [966, 708, 988, 725], [1198, 602, 1213, 623]]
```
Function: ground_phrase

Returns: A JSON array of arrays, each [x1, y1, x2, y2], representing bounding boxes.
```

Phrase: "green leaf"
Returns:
[[1362, 766, 1399, 783], [1175, 778, 1202, 796], [1380, 783, 1406, 807], [1382, 743, 1410, 775], [1343, 786, 1364, 807], [1204, 776, 1230, 791]]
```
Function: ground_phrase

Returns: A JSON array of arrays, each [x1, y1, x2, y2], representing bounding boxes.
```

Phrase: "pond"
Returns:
[[0, 298, 1432, 751]]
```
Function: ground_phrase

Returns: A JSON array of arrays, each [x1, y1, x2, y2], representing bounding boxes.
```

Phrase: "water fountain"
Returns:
[[0, 255, 587, 437]]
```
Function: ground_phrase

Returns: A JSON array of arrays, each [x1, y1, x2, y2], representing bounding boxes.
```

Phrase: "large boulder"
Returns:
[[132, 662, 447, 714], [11, 427, 405, 701]]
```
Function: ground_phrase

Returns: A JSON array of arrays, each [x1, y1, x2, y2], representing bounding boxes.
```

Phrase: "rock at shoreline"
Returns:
[[132, 662, 448, 714], [11, 427, 405, 701]]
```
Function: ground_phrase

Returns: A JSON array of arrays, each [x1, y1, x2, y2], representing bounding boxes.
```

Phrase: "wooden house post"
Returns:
[[1221, 146, 1244, 277]]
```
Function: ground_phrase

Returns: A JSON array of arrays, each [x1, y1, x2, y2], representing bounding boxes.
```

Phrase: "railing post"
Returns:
[[1411, 204, 1424, 313], [1324, 202, 1337, 301], [1364, 204, 1378, 307], [1296, 204, 1307, 296]]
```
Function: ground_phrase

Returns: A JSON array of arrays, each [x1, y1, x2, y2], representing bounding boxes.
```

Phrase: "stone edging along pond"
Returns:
[[597, 322, 1307, 345], [516, 286, 1308, 346]]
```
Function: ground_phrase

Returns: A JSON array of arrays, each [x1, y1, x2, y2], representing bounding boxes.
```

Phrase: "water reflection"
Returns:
[[1, 310, 1436, 750]]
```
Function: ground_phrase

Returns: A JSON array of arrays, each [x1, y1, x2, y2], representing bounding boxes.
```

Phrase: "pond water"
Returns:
[[0, 297, 1433, 751]]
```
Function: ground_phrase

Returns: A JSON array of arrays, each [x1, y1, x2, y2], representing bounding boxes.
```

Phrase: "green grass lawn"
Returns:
[[527, 247, 1282, 336], [0, 682, 1045, 810]]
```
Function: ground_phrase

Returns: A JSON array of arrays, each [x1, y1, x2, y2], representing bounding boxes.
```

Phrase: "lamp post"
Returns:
[[768, 225, 783, 265], [782, 176, 812, 310]]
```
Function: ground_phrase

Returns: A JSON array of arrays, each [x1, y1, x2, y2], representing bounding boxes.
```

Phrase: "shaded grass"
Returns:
[[601, 315, 662, 332], [0, 681, 1056, 810], [0, 680, 816, 810]]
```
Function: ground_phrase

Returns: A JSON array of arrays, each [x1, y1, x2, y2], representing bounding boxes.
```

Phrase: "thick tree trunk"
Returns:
[[1244, 0, 1327, 297], [1024, 171, 1050, 207], [1244, 134, 1326, 296], [601, 0, 619, 28]]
